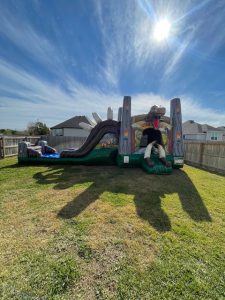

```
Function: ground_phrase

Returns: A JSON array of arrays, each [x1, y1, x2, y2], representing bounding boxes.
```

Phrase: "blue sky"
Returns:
[[0, 0, 225, 130]]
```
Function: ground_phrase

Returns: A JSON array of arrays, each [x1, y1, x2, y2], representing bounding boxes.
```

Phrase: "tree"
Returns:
[[27, 121, 50, 136], [0, 129, 28, 136], [0, 129, 13, 135]]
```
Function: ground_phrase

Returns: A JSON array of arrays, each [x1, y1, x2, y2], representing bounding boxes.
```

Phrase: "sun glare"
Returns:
[[153, 19, 171, 42]]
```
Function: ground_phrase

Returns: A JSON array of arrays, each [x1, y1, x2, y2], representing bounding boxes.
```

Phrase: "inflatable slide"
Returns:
[[18, 96, 184, 174]]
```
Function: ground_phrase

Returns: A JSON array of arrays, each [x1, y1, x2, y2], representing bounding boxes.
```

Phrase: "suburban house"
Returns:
[[50, 116, 91, 137], [183, 120, 225, 141]]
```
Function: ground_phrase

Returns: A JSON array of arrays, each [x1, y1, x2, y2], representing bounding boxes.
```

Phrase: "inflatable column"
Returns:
[[18, 141, 30, 158], [170, 98, 184, 157], [118, 107, 123, 122], [38, 140, 47, 153], [119, 96, 132, 155]]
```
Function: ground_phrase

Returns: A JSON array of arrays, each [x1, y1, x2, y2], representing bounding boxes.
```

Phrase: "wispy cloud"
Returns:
[[163, 0, 225, 76], [94, 1, 161, 86], [181, 95, 225, 126], [131, 93, 225, 126], [163, 27, 196, 77], [0, 6, 64, 73], [0, 59, 224, 129], [95, 0, 223, 86], [94, 0, 225, 82], [0, 1, 225, 130], [0, 58, 120, 129], [1, 0, 224, 88]]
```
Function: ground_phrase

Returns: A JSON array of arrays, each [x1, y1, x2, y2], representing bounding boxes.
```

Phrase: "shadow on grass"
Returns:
[[32, 164, 212, 232], [0, 162, 24, 169]]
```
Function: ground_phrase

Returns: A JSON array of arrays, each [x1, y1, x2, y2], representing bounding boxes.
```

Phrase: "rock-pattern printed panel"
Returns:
[[170, 98, 184, 156], [119, 96, 132, 155]]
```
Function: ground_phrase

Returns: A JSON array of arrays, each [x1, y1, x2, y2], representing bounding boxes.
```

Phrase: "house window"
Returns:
[[55, 128, 63, 136], [210, 132, 218, 140]]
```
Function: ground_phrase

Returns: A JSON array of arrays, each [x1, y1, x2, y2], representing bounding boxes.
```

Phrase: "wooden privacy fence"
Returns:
[[0, 135, 87, 158], [0, 136, 40, 158], [46, 136, 86, 152], [184, 140, 225, 174], [1, 136, 225, 174]]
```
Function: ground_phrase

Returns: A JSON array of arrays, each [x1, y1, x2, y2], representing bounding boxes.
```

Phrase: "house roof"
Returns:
[[50, 116, 91, 129], [201, 124, 221, 132], [183, 120, 222, 134], [217, 126, 225, 131], [182, 120, 202, 134]]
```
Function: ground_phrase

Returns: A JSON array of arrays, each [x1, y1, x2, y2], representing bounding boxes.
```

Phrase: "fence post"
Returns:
[[0, 138, 1, 158], [199, 142, 204, 167], [2, 136, 5, 158]]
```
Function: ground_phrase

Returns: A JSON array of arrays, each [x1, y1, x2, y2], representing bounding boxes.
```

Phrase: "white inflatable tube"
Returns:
[[107, 107, 113, 120], [79, 122, 94, 131], [85, 116, 96, 127], [92, 112, 102, 123]]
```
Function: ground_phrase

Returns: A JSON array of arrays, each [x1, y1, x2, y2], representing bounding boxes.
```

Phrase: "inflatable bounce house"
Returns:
[[18, 96, 184, 174]]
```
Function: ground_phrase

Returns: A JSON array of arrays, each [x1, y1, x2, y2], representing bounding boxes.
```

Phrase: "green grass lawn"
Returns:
[[0, 157, 224, 299]]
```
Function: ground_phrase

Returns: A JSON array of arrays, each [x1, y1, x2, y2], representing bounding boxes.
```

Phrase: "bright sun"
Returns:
[[153, 19, 171, 42]]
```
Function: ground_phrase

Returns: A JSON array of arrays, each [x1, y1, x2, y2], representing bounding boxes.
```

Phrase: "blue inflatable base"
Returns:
[[41, 153, 60, 158]]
